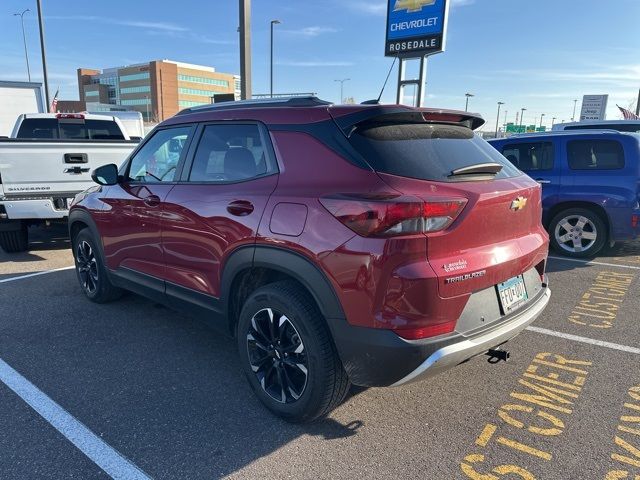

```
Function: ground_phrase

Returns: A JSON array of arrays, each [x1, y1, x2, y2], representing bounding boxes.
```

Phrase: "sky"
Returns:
[[0, 0, 638, 130]]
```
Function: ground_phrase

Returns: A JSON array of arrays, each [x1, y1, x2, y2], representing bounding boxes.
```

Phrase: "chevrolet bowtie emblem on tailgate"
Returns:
[[394, 0, 437, 13], [510, 196, 528, 211]]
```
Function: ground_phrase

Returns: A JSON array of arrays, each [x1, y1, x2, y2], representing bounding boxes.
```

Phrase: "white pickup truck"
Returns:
[[0, 113, 139, 252]]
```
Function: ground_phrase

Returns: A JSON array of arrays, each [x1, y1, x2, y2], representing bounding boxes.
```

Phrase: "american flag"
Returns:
[[51, 88, 59, 113], [617, 104, 640, 120]]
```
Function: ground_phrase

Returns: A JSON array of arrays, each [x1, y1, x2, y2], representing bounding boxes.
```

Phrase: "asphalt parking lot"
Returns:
[[1, 225, 639, 479]]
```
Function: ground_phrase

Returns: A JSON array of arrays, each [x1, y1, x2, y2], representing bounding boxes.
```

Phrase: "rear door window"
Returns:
[[348, 123, 521, 182], [187, 124, 276, 183], [567, 140, 625, 170], [502, 142, 554, 171]]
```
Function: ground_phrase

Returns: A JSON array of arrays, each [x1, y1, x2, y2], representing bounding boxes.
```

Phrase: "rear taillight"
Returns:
[[320, 195, 467, 237], [632, 214, 639, 229], [394, 320, 458, 340]]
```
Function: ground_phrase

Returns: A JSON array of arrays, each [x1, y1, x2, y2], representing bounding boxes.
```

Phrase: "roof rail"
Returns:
[[176, 96, 332, 116], [507, 129, 622, 138]]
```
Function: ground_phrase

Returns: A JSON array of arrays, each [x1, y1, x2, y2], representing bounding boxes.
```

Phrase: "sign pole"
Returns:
[[386, 0, 448, 107]]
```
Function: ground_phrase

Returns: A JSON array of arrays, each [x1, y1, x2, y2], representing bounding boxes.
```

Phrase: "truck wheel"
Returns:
[[0, 223, 29, 253], [549, 208, 607, 258], [72, 229, 122, 303], [237, 280, 350, 423]]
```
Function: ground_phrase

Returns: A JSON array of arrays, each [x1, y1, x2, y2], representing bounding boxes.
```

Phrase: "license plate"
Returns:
[[497, 275, 528, 313]]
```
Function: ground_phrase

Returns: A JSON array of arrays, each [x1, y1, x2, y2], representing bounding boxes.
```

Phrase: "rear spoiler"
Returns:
[[331, 106, 486, 136]]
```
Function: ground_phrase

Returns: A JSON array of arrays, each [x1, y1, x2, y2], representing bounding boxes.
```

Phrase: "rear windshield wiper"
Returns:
[[449, 163, 503, 178]]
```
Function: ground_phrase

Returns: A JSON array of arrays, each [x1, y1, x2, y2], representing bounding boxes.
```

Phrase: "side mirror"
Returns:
[[91, 164, 119, 186]]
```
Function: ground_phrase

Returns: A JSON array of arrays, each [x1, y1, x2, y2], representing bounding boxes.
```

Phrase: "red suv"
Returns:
[[70, 97, 550, 422]]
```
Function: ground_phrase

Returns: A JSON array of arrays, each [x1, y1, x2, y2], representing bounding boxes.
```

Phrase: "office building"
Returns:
[[77, 60, 239, 121]]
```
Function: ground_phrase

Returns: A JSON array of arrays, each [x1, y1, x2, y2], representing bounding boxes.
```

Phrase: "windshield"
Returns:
[[348, 123, 522, 182]]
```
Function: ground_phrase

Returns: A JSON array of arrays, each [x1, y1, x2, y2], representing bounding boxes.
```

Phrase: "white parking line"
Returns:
[[0, 358, 151, 480], [526, 326, 640, 355], [548, 255, 640, 271], [0, 266, 75, 284]]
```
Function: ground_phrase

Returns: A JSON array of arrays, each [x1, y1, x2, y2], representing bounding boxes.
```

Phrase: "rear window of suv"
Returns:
[[16, 118, 125, 140], [348, 123, 521, 182]]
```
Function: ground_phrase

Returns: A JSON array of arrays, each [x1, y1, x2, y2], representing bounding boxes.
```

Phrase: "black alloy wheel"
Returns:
[[73, 229, 122, 303], [76, 240, 99, 295], [247, 307, 309, 404], [237, 281, 350, 422]]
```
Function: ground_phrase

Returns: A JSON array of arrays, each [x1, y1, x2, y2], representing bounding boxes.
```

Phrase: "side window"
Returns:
[[567, 140, 625, 170], [502, 142, 554, 171], [127, 127, 191, 182], [188, 124, 276, 182]]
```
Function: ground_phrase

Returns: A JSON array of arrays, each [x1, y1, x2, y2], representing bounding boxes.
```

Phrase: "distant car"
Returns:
[[552, 120, 640, 133], [70, 97, 550, 422], [489, 131, 640, 258]]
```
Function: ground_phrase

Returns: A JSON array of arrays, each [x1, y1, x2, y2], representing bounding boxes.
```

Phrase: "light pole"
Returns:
[[13, 9, 31, 82], [270, 19, 280, 98], [145, 95, 150, 122], [519, 108, 527, 131], [36, 0, 50, 111], [239, 0, 252, 100], [551, 117, 557, 127], [571, 99, 578, 122], [495, 102, 504, 137], [539, 113, 545, 129], [334, 78, 350, 104], [464, 93, 474, 112]]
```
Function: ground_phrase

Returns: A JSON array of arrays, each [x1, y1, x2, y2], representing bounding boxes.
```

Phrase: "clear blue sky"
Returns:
[[1, 0, 638, 129]]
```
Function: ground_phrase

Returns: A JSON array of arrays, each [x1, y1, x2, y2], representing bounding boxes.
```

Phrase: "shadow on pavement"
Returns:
[[0, 273, 366, 479]]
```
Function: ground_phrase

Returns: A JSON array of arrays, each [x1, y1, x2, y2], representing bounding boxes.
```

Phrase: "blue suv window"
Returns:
[[501, 142, 554, 171], [567, 140, 625, 170]]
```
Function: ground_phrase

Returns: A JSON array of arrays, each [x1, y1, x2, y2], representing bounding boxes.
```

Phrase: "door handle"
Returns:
[[535, 179, 551, 184], [227, 200, 254, 216], [143, 195, 161, 207], [64, 153, 88, 164]]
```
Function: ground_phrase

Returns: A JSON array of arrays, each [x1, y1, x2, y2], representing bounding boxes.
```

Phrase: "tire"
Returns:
[[0, 223, 28, 253], [237, 280, 350, 423], [72, 229, 122, 303], [549, 208, 607, 258]]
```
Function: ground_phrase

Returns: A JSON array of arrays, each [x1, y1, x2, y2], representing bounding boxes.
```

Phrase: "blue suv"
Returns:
[[489, 131, 640, 258]]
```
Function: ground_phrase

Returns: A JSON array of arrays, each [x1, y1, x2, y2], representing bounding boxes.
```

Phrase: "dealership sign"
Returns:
[[580, 95, 609, 121], [385, 0, 450, 57]]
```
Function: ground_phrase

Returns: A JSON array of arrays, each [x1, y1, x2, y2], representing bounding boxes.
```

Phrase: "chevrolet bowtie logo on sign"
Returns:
[[510, 197, 528, 212], [394, 0, 437, 13]]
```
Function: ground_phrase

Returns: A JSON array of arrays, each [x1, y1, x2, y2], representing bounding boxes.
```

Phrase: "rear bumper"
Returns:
[[330, 281, 550, 387], [0, 199, 68, 219], [392, 286, 551, 386]]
